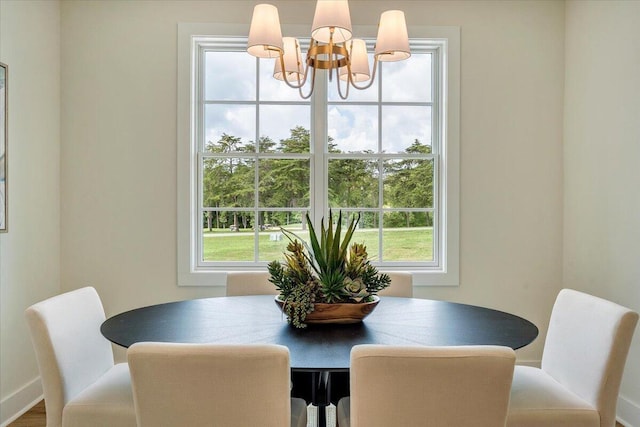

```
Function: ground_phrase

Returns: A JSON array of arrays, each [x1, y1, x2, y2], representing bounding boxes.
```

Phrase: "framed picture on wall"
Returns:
[[1, 62, 6, 232]]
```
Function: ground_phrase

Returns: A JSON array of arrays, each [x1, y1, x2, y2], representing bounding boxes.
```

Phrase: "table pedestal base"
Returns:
[[310, 371, 331, 427]]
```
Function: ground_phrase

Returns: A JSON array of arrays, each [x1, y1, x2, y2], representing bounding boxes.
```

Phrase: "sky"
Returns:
[[203, 50, 433, 154]]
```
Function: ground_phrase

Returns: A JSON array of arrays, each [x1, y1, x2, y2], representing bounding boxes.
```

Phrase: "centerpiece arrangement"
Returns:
[[268, 210, 390, 328]]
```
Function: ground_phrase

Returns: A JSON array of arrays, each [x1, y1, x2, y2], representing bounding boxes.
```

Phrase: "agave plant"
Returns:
[[268, 210, 390, 328]]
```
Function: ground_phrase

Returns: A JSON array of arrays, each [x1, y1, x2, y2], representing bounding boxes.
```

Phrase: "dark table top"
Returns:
[[101, 295, 538, 371]]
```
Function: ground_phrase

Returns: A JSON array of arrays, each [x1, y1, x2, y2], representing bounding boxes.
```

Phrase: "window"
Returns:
[[178, 24, 459, 286]]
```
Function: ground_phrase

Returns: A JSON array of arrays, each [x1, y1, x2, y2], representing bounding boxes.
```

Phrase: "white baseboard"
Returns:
[[617, 393, 640, 427], [0, 376, 43, 427]]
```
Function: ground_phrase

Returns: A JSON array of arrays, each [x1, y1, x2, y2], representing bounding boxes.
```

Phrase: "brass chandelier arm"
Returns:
[[275, 56, 317, 99], [298, 65, 316, 99], [346, 55, 379, 90], [275, 38, 318, 99], [277, 53, 308, 90], [278, 42, 379, 99], [336, 54, 379, 99], [278, 36, 352, 99], [336, 71, 350, 100]]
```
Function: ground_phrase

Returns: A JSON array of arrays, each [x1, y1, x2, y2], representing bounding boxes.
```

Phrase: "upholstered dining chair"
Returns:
[[24, 286, 136, 427], [377, 271, 413, 297], [226, 271, 276, 296], [507, 288, 638, 427], [127, 342, 308, 427], [336, 345, 516, 427], [330, 271, 413, 405], [226, 270, 314, 404]]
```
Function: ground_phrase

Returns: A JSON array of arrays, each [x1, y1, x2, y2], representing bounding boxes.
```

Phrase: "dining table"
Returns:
[[101, 295, 538, 427]]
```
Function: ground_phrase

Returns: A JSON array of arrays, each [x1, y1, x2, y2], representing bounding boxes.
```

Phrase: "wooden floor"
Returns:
[[7, 400, 627, 427], [9, 401, 45, 427], [8, 400, 336, 427]]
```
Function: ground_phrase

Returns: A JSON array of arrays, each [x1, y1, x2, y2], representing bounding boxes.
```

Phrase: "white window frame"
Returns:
[[177, 23, 460, 287]]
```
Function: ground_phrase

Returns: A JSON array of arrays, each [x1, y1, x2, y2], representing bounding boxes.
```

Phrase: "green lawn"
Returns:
[[202, 227, 433, 262]]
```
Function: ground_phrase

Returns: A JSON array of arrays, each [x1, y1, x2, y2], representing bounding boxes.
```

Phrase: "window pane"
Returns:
[[328, 159, 379, 208], [258, 211, 309, 262], [382, 212, 433, 261], [382, 53, 432, 102], [328, 105, 378, 153], [204, 104, 255, 150], [195, 39, 443, 268], [350, 212, 381, 260], [259, 159, 310, 208], [381, 106, 431, 153], [328, 79, 379, 102], [202, 210, 256, 261], [202, 158, 255, 208], [205, 52, 256, 101], [383, 158, 434, 208], [260, 105, 311, 150]]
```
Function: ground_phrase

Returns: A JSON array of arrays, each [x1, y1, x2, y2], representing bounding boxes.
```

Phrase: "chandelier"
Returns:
[[247, 0, 410, 99]]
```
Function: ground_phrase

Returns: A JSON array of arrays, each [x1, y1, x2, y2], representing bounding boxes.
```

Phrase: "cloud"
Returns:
[[204, 51, 433, 153], [205, 104, 255, 145], [328, 105, 378, 152]]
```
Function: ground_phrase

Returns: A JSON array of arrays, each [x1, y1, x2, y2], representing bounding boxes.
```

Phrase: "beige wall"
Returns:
[[59, 0, 564, 363], [0, 0, 61, 423], [15, 0, 640, 423], [563, 1, 640, 423]]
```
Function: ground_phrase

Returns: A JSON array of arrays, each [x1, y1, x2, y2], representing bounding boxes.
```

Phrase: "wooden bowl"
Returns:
[[275, 295, 380, 324]]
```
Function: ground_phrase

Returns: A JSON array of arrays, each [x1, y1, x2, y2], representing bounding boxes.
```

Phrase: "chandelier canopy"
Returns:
[[247, 1, 410, 99]]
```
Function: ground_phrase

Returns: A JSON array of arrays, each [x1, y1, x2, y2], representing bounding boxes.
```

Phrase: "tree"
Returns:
[[263, 126, 311, 227], [203, 133, 253, 230], [328, 153, 378, 210], [202, 131, 434, 232], [384, 139, 434, 227]]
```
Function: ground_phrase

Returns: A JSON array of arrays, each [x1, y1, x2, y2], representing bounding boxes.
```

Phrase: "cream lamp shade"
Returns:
[[311, 0, 353, 44], [340, 39, 370, 82], [247, 4, 284, 58], [274, 37, 304, 81], [374, 10, 411, 62]]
